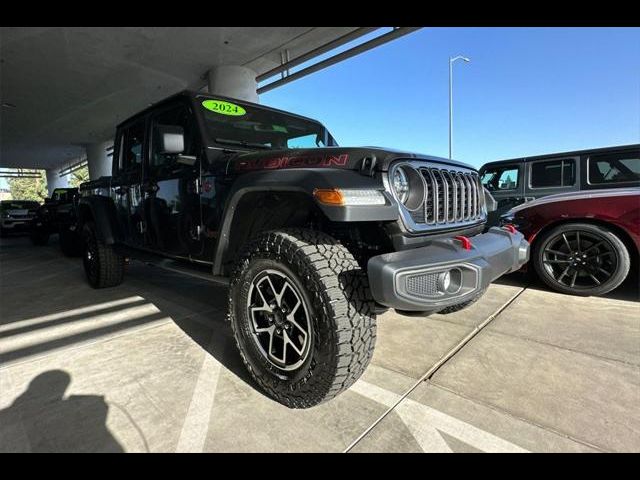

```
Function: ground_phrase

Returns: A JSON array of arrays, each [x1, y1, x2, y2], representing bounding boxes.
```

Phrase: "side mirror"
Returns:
[[156, 125, 184, 154]]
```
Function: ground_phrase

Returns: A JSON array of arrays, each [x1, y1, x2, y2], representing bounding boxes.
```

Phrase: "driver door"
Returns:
[[143, 102, 202, 258]]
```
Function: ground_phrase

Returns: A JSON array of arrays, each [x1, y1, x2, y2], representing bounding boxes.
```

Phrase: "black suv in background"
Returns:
[[480, 144, 640, 226]]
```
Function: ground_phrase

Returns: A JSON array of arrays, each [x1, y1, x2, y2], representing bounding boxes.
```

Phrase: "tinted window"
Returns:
[[150, 104, 198, 174], [481, 166, 519, 191], [51, 189, 76, 202], [588, 153, 640, 184], [120, 121, 145, 174], [530, 158, 575, 188]]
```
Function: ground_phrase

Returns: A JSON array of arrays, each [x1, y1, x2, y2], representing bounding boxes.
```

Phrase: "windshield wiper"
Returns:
[[214, 138, 271, 150]]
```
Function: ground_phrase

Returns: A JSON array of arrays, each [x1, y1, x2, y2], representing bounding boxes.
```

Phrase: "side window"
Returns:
[[150, 104, 197, 176], [530, 158, 575, 188], [588, 153, 640, 185], [120, 121, 145, 175], [288, 133, 324, 149], [481, 166, 519, 191]]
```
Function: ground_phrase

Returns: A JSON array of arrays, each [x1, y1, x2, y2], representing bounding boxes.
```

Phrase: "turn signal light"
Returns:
[[313, 189, 386, 206], [313, 189, 344, 205]]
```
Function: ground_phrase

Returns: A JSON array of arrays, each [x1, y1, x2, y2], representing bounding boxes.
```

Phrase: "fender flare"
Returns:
[[211, 168, 399, 275], [77, 195, 122, 245]]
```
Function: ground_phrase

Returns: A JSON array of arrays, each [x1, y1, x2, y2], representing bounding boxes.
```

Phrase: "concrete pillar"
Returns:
[[45, 169, 69, 196], [86, 140, 113, 180], [208, 65, 259, 103]]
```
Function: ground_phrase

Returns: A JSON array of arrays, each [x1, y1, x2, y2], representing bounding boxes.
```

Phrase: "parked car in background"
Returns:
[[501, 188, 640, 297], [480, 144, 640, 227], [0, 200, 40, 237], [30, 187, 82, 256]]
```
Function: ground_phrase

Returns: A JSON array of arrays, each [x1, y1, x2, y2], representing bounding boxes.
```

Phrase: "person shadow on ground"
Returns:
[[0, 370, 124, 452]]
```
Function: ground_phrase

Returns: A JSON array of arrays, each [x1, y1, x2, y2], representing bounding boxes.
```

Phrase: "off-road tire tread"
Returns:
[[83, 222, 125, 288], [228, 228, 377, 408]]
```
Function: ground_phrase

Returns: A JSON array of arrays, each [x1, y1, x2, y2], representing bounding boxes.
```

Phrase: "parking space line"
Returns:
[[344, 287, 526, 453], [350, 380, 529, 452], [175, 336, 222, 453]]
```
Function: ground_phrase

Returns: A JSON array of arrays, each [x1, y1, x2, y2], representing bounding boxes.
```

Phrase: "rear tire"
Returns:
[[81, 221, 125, 288], [533, 222, 630, 297], [229, 229, 376, 408]]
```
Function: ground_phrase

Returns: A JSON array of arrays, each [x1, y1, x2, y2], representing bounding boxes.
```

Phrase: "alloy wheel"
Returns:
[[246, 269, 312, 371], [542, 230, 618, 290]]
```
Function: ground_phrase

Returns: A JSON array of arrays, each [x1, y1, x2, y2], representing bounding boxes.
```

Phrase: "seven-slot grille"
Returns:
[[407, 167, 483, 227]]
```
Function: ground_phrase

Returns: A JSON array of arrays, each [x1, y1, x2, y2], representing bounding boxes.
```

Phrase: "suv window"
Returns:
[[120, 121, 145, 175], [588, 153, 640, 184], [530, 158, 575, 188], [150, 104, 197, 175], [481, 166, 519, 191], [51, 189, 75, 202]]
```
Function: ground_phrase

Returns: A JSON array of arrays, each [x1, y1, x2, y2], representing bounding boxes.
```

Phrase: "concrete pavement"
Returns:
[[1, 235, 638, 452]]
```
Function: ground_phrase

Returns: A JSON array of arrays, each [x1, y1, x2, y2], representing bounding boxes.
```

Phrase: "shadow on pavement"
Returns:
[[0, 370, 124, 452]]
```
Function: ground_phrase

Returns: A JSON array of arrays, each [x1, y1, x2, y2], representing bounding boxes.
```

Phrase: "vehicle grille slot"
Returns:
[[409, 165, 484, 230], [422, 169, 436, 224]]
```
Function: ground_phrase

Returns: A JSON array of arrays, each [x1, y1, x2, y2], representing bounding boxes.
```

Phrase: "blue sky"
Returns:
[[261, 27, 640, 168]]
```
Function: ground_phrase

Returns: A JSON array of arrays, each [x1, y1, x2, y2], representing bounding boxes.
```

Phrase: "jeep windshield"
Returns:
[[197, 98, 337, 151]]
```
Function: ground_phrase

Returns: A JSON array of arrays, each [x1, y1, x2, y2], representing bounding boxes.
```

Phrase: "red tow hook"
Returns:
[[454, 235, 472, 250], [502, 224, 517, 234]]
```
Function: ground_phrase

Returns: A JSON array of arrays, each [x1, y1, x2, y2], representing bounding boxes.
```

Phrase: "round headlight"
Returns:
[[390, 165, 425, 211], [392, 167, 410, 204]]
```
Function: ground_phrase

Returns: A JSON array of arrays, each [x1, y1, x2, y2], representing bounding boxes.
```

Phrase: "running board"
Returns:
[[140, 258, 230, 286]]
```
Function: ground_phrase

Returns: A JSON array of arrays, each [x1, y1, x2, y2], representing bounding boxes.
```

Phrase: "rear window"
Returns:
[[530, 158, 575, 188], [588, 153, 640, 185]]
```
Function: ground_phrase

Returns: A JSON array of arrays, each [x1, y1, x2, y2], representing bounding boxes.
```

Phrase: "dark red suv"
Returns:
[[501, 188, 639, 296]]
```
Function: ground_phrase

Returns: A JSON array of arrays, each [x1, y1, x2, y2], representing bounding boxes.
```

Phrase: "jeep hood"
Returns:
[[221, 147, 476, 174]]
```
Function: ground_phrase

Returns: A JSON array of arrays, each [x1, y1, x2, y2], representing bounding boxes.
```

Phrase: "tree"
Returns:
[[69, 165, 89, 188], [7, 170, 48, 202]]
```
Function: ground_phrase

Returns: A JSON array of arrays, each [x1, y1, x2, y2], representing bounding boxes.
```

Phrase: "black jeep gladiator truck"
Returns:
[[76, 91, 529, 408]]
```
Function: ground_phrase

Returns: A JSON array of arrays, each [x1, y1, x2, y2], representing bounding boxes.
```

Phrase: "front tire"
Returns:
[[533, 222, 630, 297], [229, 229, 377, 408], [82, 221, 125, 288]]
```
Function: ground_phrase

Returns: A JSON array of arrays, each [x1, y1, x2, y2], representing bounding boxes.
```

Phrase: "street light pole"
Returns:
[[449, 55, 470, 159]]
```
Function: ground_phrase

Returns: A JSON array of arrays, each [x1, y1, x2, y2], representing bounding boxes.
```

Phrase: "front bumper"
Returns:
[[368, 226, 529, 311], [1, 219, 32, 231]]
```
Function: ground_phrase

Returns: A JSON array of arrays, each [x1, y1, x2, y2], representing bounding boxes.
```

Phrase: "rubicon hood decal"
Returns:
[[236, 153, 349, 171]]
